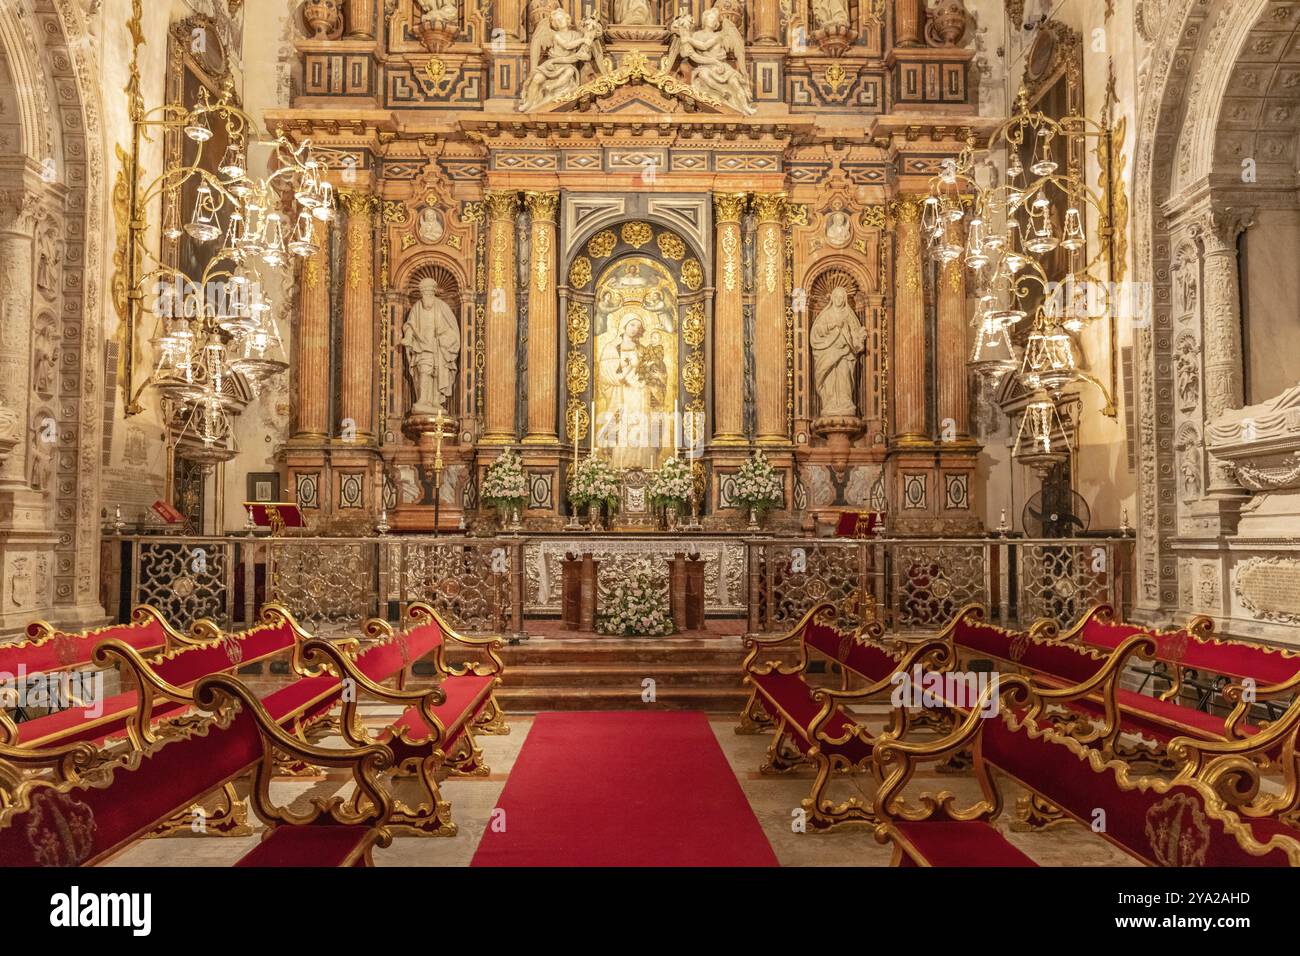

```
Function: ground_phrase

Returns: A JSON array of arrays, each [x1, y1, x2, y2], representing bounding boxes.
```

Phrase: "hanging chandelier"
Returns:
[[122, 77, 334, 463], [922, 85, 1119, 469]]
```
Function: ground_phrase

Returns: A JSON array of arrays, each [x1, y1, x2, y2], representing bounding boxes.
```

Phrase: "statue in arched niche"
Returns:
[[810, 286, 867, 418], [402, 277, 461, 416]]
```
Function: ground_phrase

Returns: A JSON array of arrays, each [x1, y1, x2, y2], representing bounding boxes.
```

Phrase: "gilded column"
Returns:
[[754, 0, 781, 43], [892, 195, 927, 444], [753, 193, 788, 444], [483, 191, 521, 444], [523, 191, 560, 444], [712, 193, 748, 445], [339, 190, 378, 440], [293, 239, 331, 441], [936, 255, 969, 438]]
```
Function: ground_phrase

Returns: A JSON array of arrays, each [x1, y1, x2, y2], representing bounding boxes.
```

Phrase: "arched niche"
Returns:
[[388, 252, 468, 433], [561, 219, 708, 452], [799, 256, 884, 448]]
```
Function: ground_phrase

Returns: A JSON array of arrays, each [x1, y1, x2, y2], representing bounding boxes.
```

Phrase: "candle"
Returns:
[[573, 406, 579, 461], [590, 401, 596, 455], [673, 401, 679, 458]]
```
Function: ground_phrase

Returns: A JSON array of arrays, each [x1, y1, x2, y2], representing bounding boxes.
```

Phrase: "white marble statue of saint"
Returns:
[[812, 0, 851, 29], [402, 277, 461, 415], [614, 0, 653, 25], [416, 206, 443, 244], [825, 199, 852, 248], [810, 286, 867, 418], [518, 10, 610, 112], [661, 8, 755, 115]]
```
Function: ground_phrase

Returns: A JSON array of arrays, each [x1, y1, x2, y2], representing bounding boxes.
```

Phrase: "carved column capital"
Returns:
[[0, 187, 47, 235], [713, 192, 748, 224], [485, 190, 521, 222], [338, 189, 380, 219], [524, 191, 559, 221], [752, 193, 788, 224], [1192, 204, 1254, 255], [891, 194, 925, 225]]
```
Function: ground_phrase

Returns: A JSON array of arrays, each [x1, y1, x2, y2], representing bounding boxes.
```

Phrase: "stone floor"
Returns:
[[107, 705, 1136, 867]]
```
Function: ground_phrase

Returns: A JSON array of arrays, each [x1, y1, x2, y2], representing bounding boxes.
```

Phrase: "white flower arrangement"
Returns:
[[598, 572, 675, 637], [731, 450, 783, 511], [481, 450, 527, 509], [568, 454, 621, 508], [646, 456, 693, 507]]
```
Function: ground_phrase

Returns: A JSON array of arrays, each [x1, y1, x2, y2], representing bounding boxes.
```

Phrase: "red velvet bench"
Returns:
[[1054, 604, 1300, 736], [295, 601, 509, 836], [873, 678, 1300, 867], [0, 604, 308, 798], [0, 671, 414, 867], [941, 605, 1259, 765], [738, 601, 951, 831]]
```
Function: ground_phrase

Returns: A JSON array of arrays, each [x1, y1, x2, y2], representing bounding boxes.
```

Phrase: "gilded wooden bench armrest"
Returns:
[[872, 675, 1032, 824], [405, 603, 507, 677], [131, 604, 205, 650], [1172, 690, 1300, 790], [0, 707, 16, 746], [92, 638, 195, 751], [194, 673, 395, 831], [741, 601, 835, 674], [299, 638, 448, 749], [808, 639, 953, 745], [1026, 634, 1157, 746], [1221, 671, 1300, 739], [1051, 603, 1116, 643], [0, 739, 100, 791]]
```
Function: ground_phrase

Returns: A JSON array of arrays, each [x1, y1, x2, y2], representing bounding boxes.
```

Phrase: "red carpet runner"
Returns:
[[472, 711, 778, 867]]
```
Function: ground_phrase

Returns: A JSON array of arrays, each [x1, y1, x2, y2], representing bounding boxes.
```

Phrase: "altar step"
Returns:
[[440, 636, 801, 714]]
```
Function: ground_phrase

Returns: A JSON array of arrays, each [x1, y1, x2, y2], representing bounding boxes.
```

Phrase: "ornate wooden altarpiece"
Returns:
[[275, 0, 996, 536]]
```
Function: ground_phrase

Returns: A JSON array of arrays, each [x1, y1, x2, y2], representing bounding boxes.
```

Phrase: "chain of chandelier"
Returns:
[[141, 82, 334, 464], [922, 88, 1116, 464]]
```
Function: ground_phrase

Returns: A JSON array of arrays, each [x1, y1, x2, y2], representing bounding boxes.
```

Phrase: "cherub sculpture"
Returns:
[[518, 10, 611, 113], [660, 7, 754, 115]]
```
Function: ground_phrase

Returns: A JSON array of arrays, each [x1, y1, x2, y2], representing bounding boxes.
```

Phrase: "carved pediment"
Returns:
[[544, 50, 737, 115]]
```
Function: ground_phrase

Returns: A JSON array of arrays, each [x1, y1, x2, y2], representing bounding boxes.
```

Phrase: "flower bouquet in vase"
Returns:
[[568, 453, 620, 530], [647, 456, 693, 531], [481, 449, 527, 533], [731, 450, 783, 532]]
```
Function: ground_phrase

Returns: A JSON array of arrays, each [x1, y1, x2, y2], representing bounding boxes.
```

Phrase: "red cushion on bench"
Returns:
[[981, 714, 1296, 866], [889, 820, 1037, 867], [151, 621, 295, 687], [0, 618, 167, 677], [14, 692, 187, 748], [1082, 618, 1300, 685], [379, 673, 495, 753], [0, 707, 264, 866], [749, 671, 872, 762], [235, 824, 375, 867]]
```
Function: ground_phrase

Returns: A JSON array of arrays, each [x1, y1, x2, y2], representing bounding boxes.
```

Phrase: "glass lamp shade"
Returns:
[[1014, 394, 1071, 458], [970, 314, 1018, 376], [184, 185, 221, 243]]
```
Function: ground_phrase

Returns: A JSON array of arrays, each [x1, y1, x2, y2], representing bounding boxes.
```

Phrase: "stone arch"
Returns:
[[0, 0, 105, 629], [1132, 0, 1300, 620]]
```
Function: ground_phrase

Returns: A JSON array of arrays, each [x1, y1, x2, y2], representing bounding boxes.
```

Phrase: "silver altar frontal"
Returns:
[[523, 536, 747, 617]]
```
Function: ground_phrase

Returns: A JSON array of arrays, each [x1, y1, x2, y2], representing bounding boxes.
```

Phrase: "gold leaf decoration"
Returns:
[[567, 301, 591, 345], [566, 351, 590, 396], [565, 399, 591, 442], [683, 355, 706, 397], [587, 229, 618, 259], [656, 231, 686, 260], [682, 302, 706, 347], [621, 221, 653, 248], [569, 256, 593, 288], [682, 258, 703, 292]]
